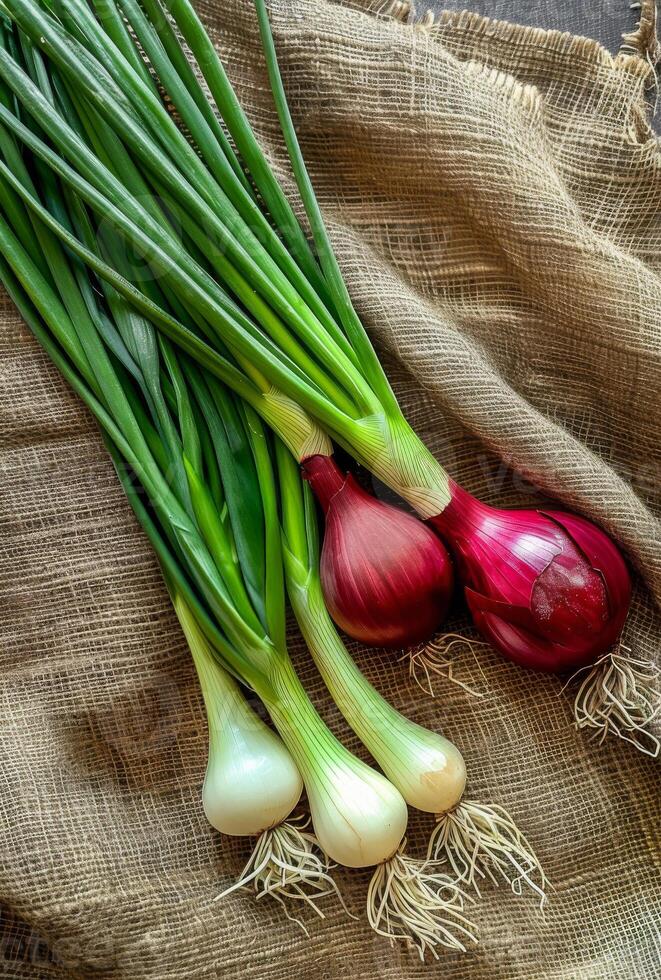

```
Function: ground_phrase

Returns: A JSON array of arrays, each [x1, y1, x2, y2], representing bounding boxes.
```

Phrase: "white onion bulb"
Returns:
[[175, 595, 303, 837], [304, 753, 408, 868], [202, 701, 303, 837]]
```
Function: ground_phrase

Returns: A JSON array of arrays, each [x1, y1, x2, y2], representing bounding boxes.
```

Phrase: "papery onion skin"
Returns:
[[429, 481, 631, 673], [302, 454, 454, 648]]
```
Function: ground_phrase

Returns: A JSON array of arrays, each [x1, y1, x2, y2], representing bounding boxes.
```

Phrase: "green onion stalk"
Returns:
[[0, 88, 478, 953], [111, 443, 344, 925]]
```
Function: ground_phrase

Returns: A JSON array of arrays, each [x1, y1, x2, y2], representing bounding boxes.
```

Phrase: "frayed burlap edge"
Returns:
[[373, 2, 659, 145], [620, 0, 661, 61], [378, 1, 660, 78]]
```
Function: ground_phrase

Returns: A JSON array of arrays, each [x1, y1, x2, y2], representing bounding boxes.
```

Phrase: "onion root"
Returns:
[[367, 844, 477, 960], [216, 818, 348, 931], [569, 644, 660, 757], [405, 633, 489, 698], [428, 801, 547, 908]]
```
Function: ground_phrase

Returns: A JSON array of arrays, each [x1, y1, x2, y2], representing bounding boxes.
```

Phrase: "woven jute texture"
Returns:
[[1, 1, 659, 977]]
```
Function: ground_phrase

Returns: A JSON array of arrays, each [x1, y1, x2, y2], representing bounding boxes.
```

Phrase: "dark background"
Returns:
[[426, 0, 636, 54]]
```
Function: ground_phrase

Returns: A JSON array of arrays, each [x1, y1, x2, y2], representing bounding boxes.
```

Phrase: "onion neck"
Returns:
[[257, 386, 333, 461], [260, 654, 349, 783], [430, 479, 491, 539], [174, 593, 251, 733], [301, 453, 347, 513], [348, 413, 452, 518]]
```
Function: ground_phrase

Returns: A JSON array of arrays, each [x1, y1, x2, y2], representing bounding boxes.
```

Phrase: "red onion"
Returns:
[[429, 481, 631, 673], [302, 455, 454, 648]]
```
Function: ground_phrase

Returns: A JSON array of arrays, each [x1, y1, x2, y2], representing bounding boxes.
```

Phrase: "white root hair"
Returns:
[[568, 644, 660, 758], [429, 801, 548, 908], [367, 844, 478, 960], [404, 633, 489, 698], [216, 818, 349, 932]]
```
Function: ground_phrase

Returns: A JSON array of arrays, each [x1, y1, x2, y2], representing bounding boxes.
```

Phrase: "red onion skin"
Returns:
[[429, 481, 631, 673], [302, 455, 454, 648]]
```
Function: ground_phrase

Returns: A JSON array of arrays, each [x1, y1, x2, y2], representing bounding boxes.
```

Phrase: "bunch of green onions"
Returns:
[[0, 0, 633, 688], [0, 169, 480, 954], [0, 0, 550, 956]]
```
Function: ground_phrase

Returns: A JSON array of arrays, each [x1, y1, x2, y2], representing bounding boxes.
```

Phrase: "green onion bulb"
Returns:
[[201, 690, 303, 838], [303, 755, 409, 869], [265, 658, 408, 868], [175, 596, 303, 836]]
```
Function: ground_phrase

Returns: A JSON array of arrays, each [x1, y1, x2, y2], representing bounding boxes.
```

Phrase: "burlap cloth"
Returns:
[[1, 1, 659, 976]]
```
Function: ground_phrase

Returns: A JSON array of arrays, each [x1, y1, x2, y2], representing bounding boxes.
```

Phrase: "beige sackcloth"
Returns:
[[1, 0, 659, 976]]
